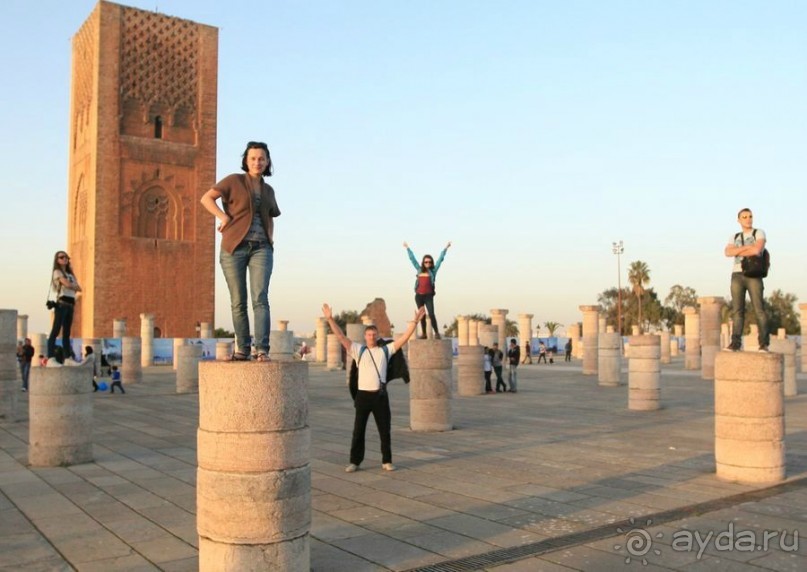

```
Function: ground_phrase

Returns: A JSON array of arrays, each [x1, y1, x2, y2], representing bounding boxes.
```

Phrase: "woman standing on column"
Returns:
[[201, 141, 281, 361], [403, 241, 451, 339], [47, 251, 81, 359]]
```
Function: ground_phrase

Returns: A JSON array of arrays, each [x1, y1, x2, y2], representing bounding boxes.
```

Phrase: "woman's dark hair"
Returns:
[[52, 251, 74, 276], [420, 254, 434, 273], [241, 141, 273, 176]]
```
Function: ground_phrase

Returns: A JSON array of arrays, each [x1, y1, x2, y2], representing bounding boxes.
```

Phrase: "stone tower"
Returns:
[[68, 1, 218, 338]]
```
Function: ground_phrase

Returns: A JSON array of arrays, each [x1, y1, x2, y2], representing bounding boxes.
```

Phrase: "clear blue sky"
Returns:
[[1, 0, 805, 337]]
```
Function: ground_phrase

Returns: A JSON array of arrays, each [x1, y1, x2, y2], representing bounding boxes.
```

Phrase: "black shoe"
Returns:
[[434, 333, 442, 340], [726, 341, 741, 352]]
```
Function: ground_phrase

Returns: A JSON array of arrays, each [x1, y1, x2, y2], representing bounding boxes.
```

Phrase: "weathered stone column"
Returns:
[[631, 325, 640, 336], [568, 323, 582, 359], [743, 324, 759, 352], [326, 334, 342, 371], [455, 315, 468, 347], [278, 320, 290, 332], [28, 363, 93, 466], [16, 314, 28, 341], [140, 313, 155, 368], [113, 319, 127, 339], [715, 352, 783, 484], [720, 323, 730, 351], [315, 318, 327, 363], [598, 331, 622, 387], [360, 316, 373, 327], [197, 361, 310, 571], [579, 305, 600, 375], [215, 341, 232, 361], [517, 314, 533, 348], [770, 338, 797, 397], [200, 322, 214, 339], [490, 309, 508, 353], [660, 331, 671, 364], [177, 345, 203, 393], [30, 333, 47, 369], [628, 335, 661, 411], [683, 307, 701, 370], [598, 317, 606, 334], [468, 319, 480, 346], [122, 337, 142, 385], [269, 331, 294, 361], [671, 325, 681, 357], [698, 297, 724, 380], [478, 324, 498, 348], [457, 345, 484, 396], [0, 310, 19, 423], [800, 304, 807, 373], [173, 338, 185, 370], [409, 340, 453, 431]]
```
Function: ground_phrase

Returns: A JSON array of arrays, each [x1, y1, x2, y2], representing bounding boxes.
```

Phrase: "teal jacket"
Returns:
[[407, 247, 447, 292]]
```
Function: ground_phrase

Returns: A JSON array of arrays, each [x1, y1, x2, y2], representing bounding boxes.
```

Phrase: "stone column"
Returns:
[[579, 305, 600, 375], [683, 307, 701, 370], [598, 317, 606, 334], [278, 320, 290, 332], [140, 313, 154, 368], [670, 325, 681, 357], [200, 322, 214, 339], [269, 331, 294, 361], [776, 328, 786, 340], [315, 318, 327, 363], [720, 323, 730, 350], [457, 315, 470, 347], [457, 345, 484, 396], [0, 310, 19, 423], [113, 319, 127, 339], [517, 314, 533, 348], [197, 361, 309, 571], [478, 324, 498, 348], [715, 352, 783, 484], [177, 345, 203, 393], [698, 297, 724, 380], [660, 331, 671, 364], [631, 325, 640, 336], [28, 363, 93, 466], [800, 304, 807, 373], [30, 333, 47, 369], [409, 340, 453, 431], [173, 338, 185, 370], [597, 331, 622, 387], [215, 341, 232, 361], [770, 338, 797, 397], [468, 319, 480, 346], [16, 314, 28, 341], [743, 324, 759, 352], [326, 334, 342, 370], [360, 316, 373, 327], [490, 309, 508, 356], [567, 323, 582, 359], [122, 337, 142, 385], [628, 335, 661, 411]]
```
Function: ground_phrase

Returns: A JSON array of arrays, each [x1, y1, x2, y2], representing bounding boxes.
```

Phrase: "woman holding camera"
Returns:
[[47, 251, 81, 359]]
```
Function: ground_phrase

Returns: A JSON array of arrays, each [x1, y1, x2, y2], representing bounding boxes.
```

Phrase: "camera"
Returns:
[[46, 300, 57, 310]]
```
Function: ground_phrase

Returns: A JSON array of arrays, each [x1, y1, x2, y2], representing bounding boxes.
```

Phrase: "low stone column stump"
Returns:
[[628, 335, 661, 411], [457, 345, 484, 396], [409, 339, 453, 432]]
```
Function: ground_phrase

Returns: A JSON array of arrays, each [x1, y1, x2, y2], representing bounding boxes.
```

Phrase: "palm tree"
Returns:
[[628, 261, 651, 332], [544, 321, 562, 337]]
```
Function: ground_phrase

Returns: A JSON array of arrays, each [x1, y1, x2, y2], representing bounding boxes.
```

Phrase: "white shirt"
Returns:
[[350, 342, 396, 391]]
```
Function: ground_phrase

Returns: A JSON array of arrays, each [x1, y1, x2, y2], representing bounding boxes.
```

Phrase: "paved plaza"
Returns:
[[2, 357, 807, 571]]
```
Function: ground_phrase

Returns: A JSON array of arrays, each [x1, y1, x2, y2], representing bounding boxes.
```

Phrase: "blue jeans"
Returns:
[[730, 271, 769, 348], [20, 362, 31, 390], [47, 299, 75, 358], [508, 364, 518, 391], [220, 241, 274, 354]]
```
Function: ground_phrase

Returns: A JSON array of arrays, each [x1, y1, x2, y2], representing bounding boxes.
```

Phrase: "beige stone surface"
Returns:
[[215, 341, 232, 361], [683, 306, 700, 370], [140, 313, 154, 367], [199, 535, 309, 572], [315, 317, 327, 363], [28, 364, 94, 466], [456, 315, 469, 347], [0, 310, 19, 422], [16, 314, 28, 341], [197, 427, 310, 472], [579, 305, 600, 376], [490, 309, 508, 354], [597, 332, 621, 387], [456, 345, 484, 396], [326, 334, 342, 370], [409, 340, 453, 432], [176, 344, 202, 393], [172, 337, 186, 371], [30, 333, 47, 369], [408, 339, 453, 369], [112, 319, 126, 339], [698, 296, 723, 379], [770, 338, 797, 397], [660, 331, 671, 364], [269, 331, 294, 361], [121, 336, 142, 384], [628, 335, 660, 411], [478, 324, 497, 348]]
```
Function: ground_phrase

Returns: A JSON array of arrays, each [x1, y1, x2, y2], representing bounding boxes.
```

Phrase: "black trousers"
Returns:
[[484, 370, 492, 392], [350, 390, 392, 465], [494, 366, 506, 391], [414, 293, 439, 336]]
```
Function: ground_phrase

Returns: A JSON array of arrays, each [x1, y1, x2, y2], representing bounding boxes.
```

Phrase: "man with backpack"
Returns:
[[322, 303, 425, 473], [724, 208, 769, 352]]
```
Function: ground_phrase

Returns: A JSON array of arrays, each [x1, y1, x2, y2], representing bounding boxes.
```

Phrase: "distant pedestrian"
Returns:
[[110, 366, 125, 394], [565, 339, 572, 362], [492, 343, 506, 392], [537, 341, 548, 364], [483, 347, 493, 393], [20, 338, 34, 392], [507, 339, 520, 392], [521, 341, 532, 364], [82, 346, 99, 391]]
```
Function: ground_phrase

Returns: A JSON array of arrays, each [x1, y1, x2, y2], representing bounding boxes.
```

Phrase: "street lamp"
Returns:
[[612, 240, 624, 334]]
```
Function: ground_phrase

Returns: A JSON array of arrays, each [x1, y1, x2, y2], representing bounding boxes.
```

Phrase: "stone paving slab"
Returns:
[[1, 358, 807, 571]]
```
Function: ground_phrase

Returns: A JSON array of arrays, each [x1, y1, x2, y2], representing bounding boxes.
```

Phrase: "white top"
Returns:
[[350, 342, 397, 391], [731, 228, 766, 273], [483, 353, 492, 372], [53, 269, 78, 298]]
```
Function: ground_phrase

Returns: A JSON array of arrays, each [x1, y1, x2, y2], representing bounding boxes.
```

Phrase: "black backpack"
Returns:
[[735, 229, 770, 278]]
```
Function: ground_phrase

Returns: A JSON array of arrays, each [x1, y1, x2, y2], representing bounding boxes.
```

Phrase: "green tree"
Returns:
[[333, 310, 360, 334], [598, 286, 664, 333], [544, 321, 562, 337], [663, 284, 699, 329], [214, 327, 234, 338], [628, 260, 651, 332], [736, 289, 800, 335]]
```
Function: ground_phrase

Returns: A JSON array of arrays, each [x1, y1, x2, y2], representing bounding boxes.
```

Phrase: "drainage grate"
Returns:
[[405, 476, 807, 572]]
